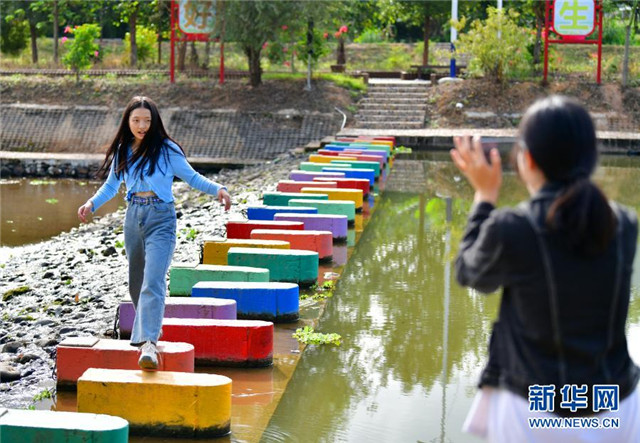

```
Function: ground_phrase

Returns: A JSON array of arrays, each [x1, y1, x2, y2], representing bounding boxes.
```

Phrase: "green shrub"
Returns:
[[1, 18, 29, 55], [602, 17, 627, 45], [63, 24, 101, 80], [124, 25, 157, 64], [454, 7, 532, 83], [355, 28, 386, 44]]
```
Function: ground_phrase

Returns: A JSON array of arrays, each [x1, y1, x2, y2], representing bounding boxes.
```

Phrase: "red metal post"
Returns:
[[543, 0, 550, 84], [170, 0, 176, 83], [596, 1, 603, 84]]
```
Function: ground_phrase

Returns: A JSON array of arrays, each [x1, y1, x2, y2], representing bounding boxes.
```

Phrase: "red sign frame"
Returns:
[[543, 0, 603, 84], [170, 0, 223, 84]]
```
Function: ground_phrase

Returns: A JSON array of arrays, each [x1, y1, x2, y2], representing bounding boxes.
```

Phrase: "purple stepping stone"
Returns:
[[274, 213, 348, 242], [289, 170, 346, 182], [119, 297, 237, 339]]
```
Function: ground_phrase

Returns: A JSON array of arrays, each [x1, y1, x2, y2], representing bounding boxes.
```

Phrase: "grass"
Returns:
[[3, 286, 31, 302]]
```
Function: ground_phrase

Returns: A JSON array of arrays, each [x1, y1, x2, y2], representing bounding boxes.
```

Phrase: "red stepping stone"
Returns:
[[56, 337, 194, 389], [250, 229, 333, 261], [161, 318, 273, 367], [277, 180, 337, 193], [226, 220, 304, 239], [313, 177, 371, 196]]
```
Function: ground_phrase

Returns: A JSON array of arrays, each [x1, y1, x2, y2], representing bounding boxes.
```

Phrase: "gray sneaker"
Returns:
[[138, 341, 159, 370]]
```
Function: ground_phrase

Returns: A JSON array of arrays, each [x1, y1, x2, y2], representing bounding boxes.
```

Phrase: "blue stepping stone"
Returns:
[[247, 205, 318, 221]]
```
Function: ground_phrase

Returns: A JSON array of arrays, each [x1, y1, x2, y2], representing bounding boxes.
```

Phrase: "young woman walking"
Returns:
[[78, 96, 231, 370], [452, 96, 639, 442]]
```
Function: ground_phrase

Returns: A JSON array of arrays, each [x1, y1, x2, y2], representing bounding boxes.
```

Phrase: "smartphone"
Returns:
[[480, 141, 498, 164]]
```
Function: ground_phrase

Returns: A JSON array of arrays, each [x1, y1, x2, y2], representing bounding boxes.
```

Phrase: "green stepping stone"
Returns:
[[0, 408, 128, 443], [299, 162, 350, 172], [169, 264, 270, 296], [330, 160, 381, 177], [262, 192, 329, 206], [288, 198, 356, 222], [227, 247, 319, 287]]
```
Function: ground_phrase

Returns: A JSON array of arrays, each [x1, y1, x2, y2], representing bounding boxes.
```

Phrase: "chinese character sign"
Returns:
[[178, 0, 215, 34], [553, 0, 595, 36]]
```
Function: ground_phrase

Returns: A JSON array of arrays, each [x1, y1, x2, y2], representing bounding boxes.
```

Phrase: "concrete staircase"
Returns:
[[354, 80, 429, 129]]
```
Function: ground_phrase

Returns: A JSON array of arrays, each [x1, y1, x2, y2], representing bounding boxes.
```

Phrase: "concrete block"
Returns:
[[288, 198, 355, 223], [313, 177, 371, 196], [169, 264, 270, 296], [308, 154, 358, 163], [274, 213, 348, 242], [300, 187, 363, 209], [330, 159, 381, 177], [262, 192, 328, 207], [289, 170, 345, 181], [192, 281, 299, 322], [0, 408, 129, 443], [276, 180, 337, 193], [247, 205, 317, 221], [227, 247, 319, 286], [161, 318, 273, 366], [298, 161, 350, 173], [251, 228, 333, 261], [226, 220, 304, 239], [118, 297, 237, 339], [322, 167, 376, 185], [202, 237, 290, 265], [56, 338, 194, 388], [77, 368, 231, 437]]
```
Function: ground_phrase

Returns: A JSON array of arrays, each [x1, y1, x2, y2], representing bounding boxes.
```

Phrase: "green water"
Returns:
[[263, 158, 640, 442]]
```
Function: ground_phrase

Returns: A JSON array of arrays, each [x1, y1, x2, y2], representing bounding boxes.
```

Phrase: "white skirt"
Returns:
[[463, 386, 640, 443]]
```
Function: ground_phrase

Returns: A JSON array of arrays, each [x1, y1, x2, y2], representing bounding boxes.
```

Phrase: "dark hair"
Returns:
[[97, 96, 185, 179], [519, 95, 616, 256]]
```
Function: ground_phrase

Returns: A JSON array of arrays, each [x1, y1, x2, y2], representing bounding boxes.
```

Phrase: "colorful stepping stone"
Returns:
[[169, 264, 270, 296], [308, 154, 358, 163], [331, 159, 381, 177], [161, 318, 273, 367], [289, 170, 345, 181], [325, 143, 392, 155], [322, 167, 375, 185], [226, 220, 304, 239], [247, 205, 318, 220], [227, 247, 319, 286], [0, 408, 129, 443], [274, 213, 349, 242], [77, 368, 231, 438], [300, 187, 363, 209], [118, 297, 237, 339], [338, 153, 385, 166], [56, 337, 195, 388], [276, 180, 337, 193], [262, 192, 328, 207], [313, 177, 371, 196], [250, 228, 333, 261], [201, 238, 290, 265], [288, 198, 355, 223], [191, 281, 299, 322], [298, 162, 350, 173]]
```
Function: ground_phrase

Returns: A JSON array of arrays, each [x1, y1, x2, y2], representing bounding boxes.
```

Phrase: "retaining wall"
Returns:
[[0, 104, 342, 159]]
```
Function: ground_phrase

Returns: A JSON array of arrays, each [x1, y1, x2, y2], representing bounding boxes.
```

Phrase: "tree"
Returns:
[[0, 3, 29, 56], [225, 0, 301, 86], [62, 23, 100, 81]]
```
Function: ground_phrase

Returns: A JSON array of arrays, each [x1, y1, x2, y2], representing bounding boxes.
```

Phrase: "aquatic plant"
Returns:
[[293, 326, 341, 346]]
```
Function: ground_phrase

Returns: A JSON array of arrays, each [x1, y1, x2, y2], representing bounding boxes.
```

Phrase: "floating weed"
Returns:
[[29, 180, 56, 186], [395, 146, 413, 153], [78, 181, 87, 186], [45, 198, 59, 204], [300, 280, 336, 301], [5, 220, 13, 224], [37, 217, 43, 221], [293, 326, 341, 346]]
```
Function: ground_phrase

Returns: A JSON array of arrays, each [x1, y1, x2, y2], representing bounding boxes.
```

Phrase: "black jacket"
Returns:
[[456, 184, 640, 415]]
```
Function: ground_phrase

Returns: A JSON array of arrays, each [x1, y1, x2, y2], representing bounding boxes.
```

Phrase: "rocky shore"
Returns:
[[0, 152, 301, 408]]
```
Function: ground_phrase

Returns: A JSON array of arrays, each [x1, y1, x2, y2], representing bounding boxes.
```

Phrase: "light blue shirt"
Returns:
[[90, 139, 226, 212]]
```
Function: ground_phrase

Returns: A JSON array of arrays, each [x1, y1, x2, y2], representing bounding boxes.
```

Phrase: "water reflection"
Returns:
[[264, 160, 640, 442], [0, 179, 124, 246]]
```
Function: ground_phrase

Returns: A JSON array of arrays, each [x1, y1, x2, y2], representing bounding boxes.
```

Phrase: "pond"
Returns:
[[262, 156, 640, 442], [0, 179, 124, 247]]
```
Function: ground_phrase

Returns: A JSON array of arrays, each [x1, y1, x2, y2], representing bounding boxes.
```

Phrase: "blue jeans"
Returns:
[[124, 200, 176, 345]]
